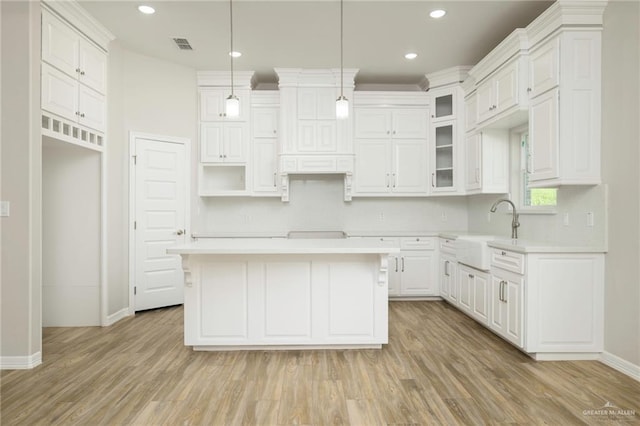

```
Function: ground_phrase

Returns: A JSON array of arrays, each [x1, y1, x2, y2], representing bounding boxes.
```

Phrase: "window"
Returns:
[[516, 131, 557, 212]]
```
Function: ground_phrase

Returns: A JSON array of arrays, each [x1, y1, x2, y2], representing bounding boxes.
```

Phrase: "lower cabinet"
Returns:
[[489, 268, 523, 348], [358, 236, 437, 297], [441, 244, 604, 359]]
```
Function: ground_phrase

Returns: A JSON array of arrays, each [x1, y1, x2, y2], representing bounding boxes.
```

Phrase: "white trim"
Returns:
[[600, 352, 640, 382], [103, 308, 131, 327], [100, 129, 108, 326], [0, 352, 42, 370], [128, 132, 191, 315], [42, 1, 115, 50]]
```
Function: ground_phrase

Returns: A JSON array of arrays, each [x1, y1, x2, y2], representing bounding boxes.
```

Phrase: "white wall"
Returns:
[[200, 175, 469, 234], [42, 141, 101, 326], [106, 43, 197, 316], [0, 1, 42, 363], [601, 0, 640, 368]]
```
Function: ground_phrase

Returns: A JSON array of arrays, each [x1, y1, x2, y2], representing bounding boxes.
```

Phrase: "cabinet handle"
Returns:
[[468, 274, 474, 278], [386, 130, 390, 135], [75, 68, 81, 73], [273, 172, 277, 187], [501, 251, 506, 256], [219, 113, 223, 117], [75, 111, 80, 116], [80, 70, 85, 76], [80, 113, 85, 118], [431, 114, 434, 118], [219, 155, 223, 158], [475, 167, 480, 183], [273, 129, 277, 134], [392, 173, 396, 188], [386, 173, 390, 188], [527, 87, 532, 93], [395, 257, 398, 273], [444, 260, 449, 277], [416, 238, 420, 241], [431, 173, 435, 188], [393, 130, 396, 135], [401, 257, 405, 272]]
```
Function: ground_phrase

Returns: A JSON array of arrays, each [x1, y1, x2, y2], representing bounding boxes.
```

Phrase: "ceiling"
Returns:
[[79, 0, 554, 86]]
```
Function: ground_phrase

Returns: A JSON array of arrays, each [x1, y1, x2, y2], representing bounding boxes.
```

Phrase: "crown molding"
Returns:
[[42, 0, 115, 51]]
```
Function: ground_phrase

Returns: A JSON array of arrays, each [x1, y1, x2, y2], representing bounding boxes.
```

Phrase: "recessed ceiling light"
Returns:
[[138, 5, 155, 15], [405, 53, 418, 60], [429, 9, 446, 19], [229, 51, 242, 58]]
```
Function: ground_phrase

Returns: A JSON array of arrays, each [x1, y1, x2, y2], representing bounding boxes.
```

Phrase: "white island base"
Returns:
[[169, 239, 398, 350]]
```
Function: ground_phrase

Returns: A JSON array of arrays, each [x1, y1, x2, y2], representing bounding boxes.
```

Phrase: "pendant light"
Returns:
[[225, 0, 239, 117], [335, 0, 348, 119]]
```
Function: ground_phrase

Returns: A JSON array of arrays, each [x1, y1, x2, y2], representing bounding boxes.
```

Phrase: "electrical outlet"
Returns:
[[379, 212, 384, 221], [440, 211, 447, 222], [0, 201, 9, 217], [563, 212, 570, 226], [586, 212, 594, 227]]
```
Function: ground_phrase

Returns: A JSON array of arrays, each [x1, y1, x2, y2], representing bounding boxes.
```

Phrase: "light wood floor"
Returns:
[[1, 301, 638, 425]]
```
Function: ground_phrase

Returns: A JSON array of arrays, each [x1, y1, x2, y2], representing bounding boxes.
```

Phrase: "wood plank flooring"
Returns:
[[2, 301, 639, 425]]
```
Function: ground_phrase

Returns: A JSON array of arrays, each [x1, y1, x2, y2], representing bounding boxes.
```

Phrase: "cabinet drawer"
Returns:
[[491, 249, 525, 274], [440, 237, 456, 255], [401, 237, 435, 250]]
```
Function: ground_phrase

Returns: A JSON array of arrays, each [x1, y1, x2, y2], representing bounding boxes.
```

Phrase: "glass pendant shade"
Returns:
[[336, 95, 349, 119], [226, 94, 240, 117]]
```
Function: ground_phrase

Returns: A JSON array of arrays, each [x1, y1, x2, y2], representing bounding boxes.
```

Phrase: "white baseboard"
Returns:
[[0, 352, 42, 370], [600, 351, 640, 382], [103, 307, 131, 326]]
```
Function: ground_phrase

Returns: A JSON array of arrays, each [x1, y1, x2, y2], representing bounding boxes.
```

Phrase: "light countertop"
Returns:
[[167, 238, 401, 255], [438, 232, 606, 254]]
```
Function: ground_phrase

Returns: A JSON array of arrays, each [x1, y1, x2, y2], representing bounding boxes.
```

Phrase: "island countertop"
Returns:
[[167, 238, 401, 255]]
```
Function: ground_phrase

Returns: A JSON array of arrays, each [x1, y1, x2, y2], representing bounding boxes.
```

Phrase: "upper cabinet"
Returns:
[[425, 67, 471, 195], [467, 29, 529, 131], [352, 92, 429, 197], [526, 30, 602, 187], [200, 88, 251, 122], [251, 91, 280, 196], [41, 9, 108, 134]]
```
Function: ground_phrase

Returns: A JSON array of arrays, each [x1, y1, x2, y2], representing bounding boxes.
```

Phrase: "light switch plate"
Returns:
[[0, 201, 9, 217]]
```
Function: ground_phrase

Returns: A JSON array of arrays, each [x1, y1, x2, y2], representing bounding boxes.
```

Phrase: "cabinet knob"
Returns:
[[219, 113, 223, 117], [527, 87, 532, 92], [273, 130, 277, 134], [469, 274, 474, 278], [501, 251, 506, 256], [416, 238, 420, 241], [80, 113, 85, 118], [392, 130, 396, 135], [431, 114, 434, 118], [75, 68, 81, 73], [219, 155, 223, 158], [80, 70, 85, 76]]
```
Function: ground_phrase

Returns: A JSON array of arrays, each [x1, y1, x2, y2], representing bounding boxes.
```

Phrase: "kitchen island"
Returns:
[[167, 238, 400, 350]]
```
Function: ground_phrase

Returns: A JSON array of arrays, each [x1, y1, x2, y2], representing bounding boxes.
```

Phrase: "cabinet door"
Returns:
[[297, 122, 317, 152], [354, 109, 390, 139], [505, 276, 523, 347], [252, 107, 279, 138], [440, 257, 455, 299], [78, 40, 106, 94], [78, 85, 106, 132], [529, 38, 559, 98], [464, 93, 477, 132], [528, 89, 559, 182], [400, 251, 436, 296], [388, 254, 401, 296], [393, 140, 428, 193], [489, 274, 506, 333], [472, 272, 489, 323], [430, 90, 455, 123], [201, 123, 224, 162], [392, 109, 427, 139], [41, 63, 78, 122], [223, 123, 247, 162], [42, 11, 79, 78], [476, 80, 495, 123], [432, 123, 455, 192], [465, 134, 481, 191], [297, 88, 317, 119], [354, 140, 391, 193], [494, 62, 519, 114], [458, 267, 473, 313], [200, 89, 249, 121], [316, 120, 337, 152], [253, 139, 278, 193], [447, 261, 459, 304], [316, 88, 337, 120]]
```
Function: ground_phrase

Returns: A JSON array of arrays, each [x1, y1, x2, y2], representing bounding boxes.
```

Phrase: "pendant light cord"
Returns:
[[230, 0, 234, 96], [340, 0, 344, 98]]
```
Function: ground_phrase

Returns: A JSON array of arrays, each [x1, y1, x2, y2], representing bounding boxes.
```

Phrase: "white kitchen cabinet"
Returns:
[[430, 121, 457, 192], [252, 105, 279, 195], [458, 264, 473, 313], [476, 58, 524, 125], [458, 263, 490, 324], [464, 130, 509, 194], [464, 92, 477, 133], [41, 10, 107, 133], [526, 31, 601, 187], [357, 236, 437, 298], [439, 238, 458, 303], [42, 10, 106, 95], [490, 268, 524, 348], [200, 123, 247, 163], [354, 108, 428, 196], [200, 88, 251, 122]]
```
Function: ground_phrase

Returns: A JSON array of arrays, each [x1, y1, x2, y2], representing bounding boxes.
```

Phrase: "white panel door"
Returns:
[[505, 276, 524, 347], [200, 89, 225, 121], [495, 62, 519, 114], [252, 107, 278, 138], [316, 120, 337, 152], [263, 262, 312, 338], [388, 254, 401, 296], [393, 140, 428, 193], [134, 137, 187, 311], [297, 122, 317, 152], [354, 140, 390, 193], [529, 89, 559, 182], [42, 10, 79, 77], [78, 39, 107, 94], [472, 272, 489, 323], [223, 123, 246, 162], [476, 80, 495, 123], [252, 139, 278, 193], [354, 109, 390, 139], [78, 85, 106, 132], [200, 123, 223, 163], [392, 109, 427, 139], [41, 63, 78, 121], [529, 38, 560, 98], [458, 267, 473, 313], [400, 251, 436, 296]]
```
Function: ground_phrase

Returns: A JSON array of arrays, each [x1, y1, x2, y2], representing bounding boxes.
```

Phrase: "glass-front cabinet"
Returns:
[[433, 123, 455, 189]]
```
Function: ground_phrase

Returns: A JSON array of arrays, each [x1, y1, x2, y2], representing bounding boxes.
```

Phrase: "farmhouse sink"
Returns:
[[455, 235, 496, 271]]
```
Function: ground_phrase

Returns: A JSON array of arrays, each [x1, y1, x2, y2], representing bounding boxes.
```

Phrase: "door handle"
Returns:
[[395, 257, 398, 273], [392, 173, 396, 188], [444, 260, 449, 277], [273, 172, 277, 187], [386, 173, 390, 188], [431, 173, 435, 188], [176, 229, 184, 236], [401, 257, 405, 272]]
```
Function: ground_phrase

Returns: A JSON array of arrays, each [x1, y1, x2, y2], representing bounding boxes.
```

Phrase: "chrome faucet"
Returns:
[[490, 198, 520, 239]]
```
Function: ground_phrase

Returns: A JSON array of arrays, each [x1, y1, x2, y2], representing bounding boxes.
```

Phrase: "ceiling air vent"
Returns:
[[172, 38, 193, 51]]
